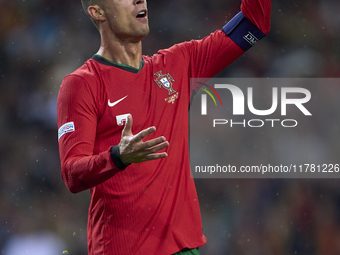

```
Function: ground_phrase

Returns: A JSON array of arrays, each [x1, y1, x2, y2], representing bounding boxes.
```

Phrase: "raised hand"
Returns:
[[118, 114, 169, 164]]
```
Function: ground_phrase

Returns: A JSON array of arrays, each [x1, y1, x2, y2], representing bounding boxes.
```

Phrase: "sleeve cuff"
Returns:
[[110, 145, 130, 170]]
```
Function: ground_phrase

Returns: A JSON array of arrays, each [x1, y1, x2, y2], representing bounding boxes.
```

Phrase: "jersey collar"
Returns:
[[92, 54, 144, 73]]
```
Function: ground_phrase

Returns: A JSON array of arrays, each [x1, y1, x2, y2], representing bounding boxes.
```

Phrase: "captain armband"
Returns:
[[222, 12, 266, 51]]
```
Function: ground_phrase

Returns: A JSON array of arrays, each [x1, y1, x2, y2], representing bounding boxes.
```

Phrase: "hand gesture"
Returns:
[[118, 114, 169, 164]]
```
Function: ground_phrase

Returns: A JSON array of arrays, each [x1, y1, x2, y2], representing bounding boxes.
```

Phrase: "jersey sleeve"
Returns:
[[170, 0, 271, 80], [57, 74, 123, 193], [241, 0, 271, 35]]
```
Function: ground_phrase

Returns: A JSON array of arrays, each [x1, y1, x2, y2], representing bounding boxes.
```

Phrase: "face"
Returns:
[[102, 0, 149, 42]]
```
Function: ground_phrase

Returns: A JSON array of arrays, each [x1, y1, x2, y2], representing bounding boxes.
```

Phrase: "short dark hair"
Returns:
[[81, 0, 105, 28]]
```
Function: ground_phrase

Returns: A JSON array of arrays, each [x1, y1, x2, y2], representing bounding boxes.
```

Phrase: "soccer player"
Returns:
[[57, 0, 271, 254]]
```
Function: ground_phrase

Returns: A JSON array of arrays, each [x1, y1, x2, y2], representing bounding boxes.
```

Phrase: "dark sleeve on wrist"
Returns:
[[110, 145, 130, 170]]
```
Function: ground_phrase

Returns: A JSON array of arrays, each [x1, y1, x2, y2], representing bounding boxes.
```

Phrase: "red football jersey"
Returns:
[[57, 0, 270, 254]]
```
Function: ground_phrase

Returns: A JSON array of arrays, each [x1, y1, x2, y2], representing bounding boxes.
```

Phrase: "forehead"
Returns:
[[104, 0, 134, 7]]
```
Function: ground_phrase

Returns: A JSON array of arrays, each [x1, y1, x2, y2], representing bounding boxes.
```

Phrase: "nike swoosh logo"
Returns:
[[108, 95, 128, 107]]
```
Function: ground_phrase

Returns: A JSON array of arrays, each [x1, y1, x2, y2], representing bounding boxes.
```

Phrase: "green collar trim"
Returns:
[[92, 54, 144, 73]]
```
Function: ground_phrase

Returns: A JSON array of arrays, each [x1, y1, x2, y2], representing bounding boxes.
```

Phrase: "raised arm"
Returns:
[[241, 0, 271, 35], [165, 0, 271, 81], [222, 0, 271, 51]]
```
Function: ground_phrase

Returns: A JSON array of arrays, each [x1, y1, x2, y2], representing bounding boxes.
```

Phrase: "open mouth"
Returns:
[[136, 10, 147, 18]]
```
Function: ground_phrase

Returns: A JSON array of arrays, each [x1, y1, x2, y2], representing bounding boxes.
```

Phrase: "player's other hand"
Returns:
[[118, 114, 169, 164]]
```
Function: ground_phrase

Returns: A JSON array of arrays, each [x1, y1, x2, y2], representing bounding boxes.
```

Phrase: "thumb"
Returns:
[[121, 114, 133, 137]]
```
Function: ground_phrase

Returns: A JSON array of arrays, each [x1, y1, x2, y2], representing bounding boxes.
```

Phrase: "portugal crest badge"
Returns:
[[154, 71, 177, 95]]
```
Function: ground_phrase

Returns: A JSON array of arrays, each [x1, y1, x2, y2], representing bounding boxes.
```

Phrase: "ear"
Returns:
[[88, 5, 106, 22]]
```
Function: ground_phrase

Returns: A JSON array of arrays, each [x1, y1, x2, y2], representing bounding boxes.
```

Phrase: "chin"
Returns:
[[134, 29, 150, 42]]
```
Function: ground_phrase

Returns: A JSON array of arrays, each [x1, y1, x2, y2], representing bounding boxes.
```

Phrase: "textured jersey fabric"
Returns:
[[57, 0, 271, 254]]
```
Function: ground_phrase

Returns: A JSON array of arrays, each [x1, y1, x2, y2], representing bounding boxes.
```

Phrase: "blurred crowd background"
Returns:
[[1, 0, 340, 254]]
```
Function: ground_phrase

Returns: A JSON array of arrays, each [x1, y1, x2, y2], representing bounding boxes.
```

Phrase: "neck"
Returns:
[[97, 34, 143, 69]]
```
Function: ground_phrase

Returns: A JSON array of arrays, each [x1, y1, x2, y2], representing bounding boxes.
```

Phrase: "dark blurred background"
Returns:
[[1, 0, 340, 254]]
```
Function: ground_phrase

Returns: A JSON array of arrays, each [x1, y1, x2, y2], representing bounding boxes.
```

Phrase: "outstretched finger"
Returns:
[[131, 126, 157, 143], [138, 137, 168, 151], [144, 141, 169, 154], [121, 114, 133, 137], [142, 152, 168, 162]]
